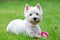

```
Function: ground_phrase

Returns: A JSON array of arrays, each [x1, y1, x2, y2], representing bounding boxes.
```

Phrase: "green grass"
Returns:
[[0, 1, 60, 40]]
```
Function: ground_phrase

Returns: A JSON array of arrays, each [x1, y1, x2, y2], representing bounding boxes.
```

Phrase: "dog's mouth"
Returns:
[[30, 20, 40, 25]]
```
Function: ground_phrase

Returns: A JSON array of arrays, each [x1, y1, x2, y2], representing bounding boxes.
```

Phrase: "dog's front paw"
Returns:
[[33, 34, 41, 38]]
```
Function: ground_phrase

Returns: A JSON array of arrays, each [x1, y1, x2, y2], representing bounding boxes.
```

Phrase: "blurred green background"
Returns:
[[0, 0, 60, 40]]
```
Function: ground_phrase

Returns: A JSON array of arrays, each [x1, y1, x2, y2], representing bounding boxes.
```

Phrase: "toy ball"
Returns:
[[41, 31, 48, 38]]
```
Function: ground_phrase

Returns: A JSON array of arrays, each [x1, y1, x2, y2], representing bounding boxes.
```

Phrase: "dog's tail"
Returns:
[[6, 24, 11, 32], [6, 27, 9, 32]]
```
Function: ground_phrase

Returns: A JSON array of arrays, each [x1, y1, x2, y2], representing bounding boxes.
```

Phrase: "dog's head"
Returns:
[[24, 3, 43, 25]]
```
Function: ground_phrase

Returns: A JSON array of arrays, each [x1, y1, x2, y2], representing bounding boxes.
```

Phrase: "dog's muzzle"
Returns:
[[29, 17, 40, 25]]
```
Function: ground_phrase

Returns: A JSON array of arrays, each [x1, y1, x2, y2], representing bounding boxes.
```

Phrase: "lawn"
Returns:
[[0, 0, 60, 40]]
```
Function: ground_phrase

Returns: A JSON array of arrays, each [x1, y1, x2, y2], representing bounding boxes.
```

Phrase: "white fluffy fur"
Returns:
[[6, 3, 43, 38]]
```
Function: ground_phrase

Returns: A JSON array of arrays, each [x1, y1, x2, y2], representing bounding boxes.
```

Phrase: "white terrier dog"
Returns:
[[6, 3, 43, 38]]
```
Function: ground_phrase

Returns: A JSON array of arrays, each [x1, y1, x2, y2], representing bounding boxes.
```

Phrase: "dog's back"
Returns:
[[6, 19, 25, 34]]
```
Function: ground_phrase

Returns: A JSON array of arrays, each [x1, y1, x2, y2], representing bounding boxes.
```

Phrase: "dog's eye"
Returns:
[[36, 13, 38, 15], [30, 14, 32, 16]]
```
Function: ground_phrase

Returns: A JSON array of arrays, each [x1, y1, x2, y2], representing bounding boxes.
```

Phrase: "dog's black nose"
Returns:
[[33, 17, 37, 21]]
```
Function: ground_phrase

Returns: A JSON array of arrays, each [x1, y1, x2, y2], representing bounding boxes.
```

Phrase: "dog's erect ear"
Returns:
[[25, 4, 30, 12], [36, 3, 41, 10]]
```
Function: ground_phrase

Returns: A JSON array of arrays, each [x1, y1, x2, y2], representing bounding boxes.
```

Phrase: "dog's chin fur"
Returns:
[[6, 3, 43, 38]]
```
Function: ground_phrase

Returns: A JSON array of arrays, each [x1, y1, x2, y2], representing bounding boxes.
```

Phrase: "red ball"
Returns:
[[41, 32, 48, 38]]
